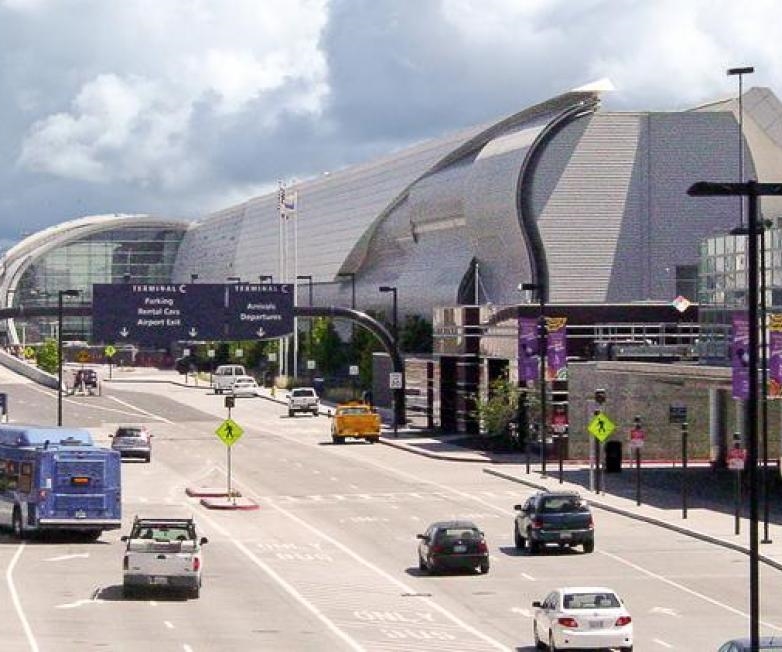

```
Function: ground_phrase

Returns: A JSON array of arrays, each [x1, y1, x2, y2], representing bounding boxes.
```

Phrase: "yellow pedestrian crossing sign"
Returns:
[[104, 345, 117, 358], [588, 412, 615, 442], [215, 419, 244, 447]]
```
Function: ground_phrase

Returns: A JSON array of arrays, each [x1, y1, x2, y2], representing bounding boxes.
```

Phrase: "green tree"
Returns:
[[310, 318, 344, 376], [473, 375, 521, 439], [400, 314, 433, 353], [36, 339, 59, 374]]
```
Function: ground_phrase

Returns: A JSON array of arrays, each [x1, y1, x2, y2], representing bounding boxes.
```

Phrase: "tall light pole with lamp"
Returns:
[[379, 285, 399, 436], [727, 66, 754, 227], [57, 289, 80, 426], [521, 282, 547, 477]]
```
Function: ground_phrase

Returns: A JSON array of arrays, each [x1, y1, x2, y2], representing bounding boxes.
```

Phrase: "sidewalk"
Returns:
[[105, 369, 782, 570]]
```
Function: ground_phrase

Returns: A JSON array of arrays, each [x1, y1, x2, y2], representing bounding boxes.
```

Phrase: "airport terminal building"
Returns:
[[3, 83, 782, 449]]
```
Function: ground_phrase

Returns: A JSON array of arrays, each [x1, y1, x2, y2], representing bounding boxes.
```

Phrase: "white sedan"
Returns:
[[532, 586, 633, 651], [230, 376, 261, 397]]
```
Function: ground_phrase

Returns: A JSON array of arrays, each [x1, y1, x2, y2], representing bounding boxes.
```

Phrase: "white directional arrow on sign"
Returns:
[[256, 327, 266, 338], [189, 327, 198, 337], [119, 327, 129, 337]]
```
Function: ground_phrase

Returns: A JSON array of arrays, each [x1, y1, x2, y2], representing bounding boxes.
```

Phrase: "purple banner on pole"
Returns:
[[769, 314, 782, 399], [546, 317, 568, 381], [732, 311, 750, 400], [517, 317, 538, 382]]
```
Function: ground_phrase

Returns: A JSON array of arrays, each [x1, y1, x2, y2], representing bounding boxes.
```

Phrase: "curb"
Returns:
[[199, 497, 260, 510], [483, 468, 782, 573], [379, 437, 491, 462]]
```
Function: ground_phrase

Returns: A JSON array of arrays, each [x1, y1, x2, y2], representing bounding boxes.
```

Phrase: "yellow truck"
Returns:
[[330, 402, 382, 444]]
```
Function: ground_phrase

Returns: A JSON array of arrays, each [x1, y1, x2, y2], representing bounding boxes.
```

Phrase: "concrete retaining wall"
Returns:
[[0, 349, 60, 389]]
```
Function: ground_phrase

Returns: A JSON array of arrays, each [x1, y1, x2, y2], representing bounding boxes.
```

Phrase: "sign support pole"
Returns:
[[635, 447, 642, 506], [681, 422, 689, 519], [227, 404, 233, 503]]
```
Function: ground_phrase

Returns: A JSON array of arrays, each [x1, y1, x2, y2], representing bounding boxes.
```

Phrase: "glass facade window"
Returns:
[[11, 227, 185, 343]]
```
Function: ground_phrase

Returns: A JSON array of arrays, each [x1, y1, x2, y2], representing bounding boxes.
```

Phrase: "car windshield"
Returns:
[[563, 592, 620, 609], [292, 389, 314, 397], [539, 496, 588, 513]]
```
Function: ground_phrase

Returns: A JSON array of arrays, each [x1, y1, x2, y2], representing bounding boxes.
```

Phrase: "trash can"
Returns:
[[604, 440, 623, 473]]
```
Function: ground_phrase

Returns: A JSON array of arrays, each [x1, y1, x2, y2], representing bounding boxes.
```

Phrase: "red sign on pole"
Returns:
[[727, 447, 746, 471], [629, 427, 645, 449], [551, 412, 568, 434]]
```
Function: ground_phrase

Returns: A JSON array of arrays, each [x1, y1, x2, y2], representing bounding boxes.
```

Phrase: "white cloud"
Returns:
[[15, 0, 329, 187]]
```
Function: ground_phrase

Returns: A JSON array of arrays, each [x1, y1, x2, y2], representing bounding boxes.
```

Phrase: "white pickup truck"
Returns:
[[287, 387, 320, 417], [121, 517, 208, 599]]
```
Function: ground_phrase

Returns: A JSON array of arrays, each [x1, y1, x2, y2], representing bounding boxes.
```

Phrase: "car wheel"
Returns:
[[312, 409, 319, 416], [82, 530, 102, 542], [12, 508, 26, 540], [479, 560, 490, 574], [188, 586, 200, 599], [145, 455, 151, 463], [583, 539, 595, 553], [123, 584, 138, 599], [533, 623, 544, 649], [288, 409, 294, 418], [620, 647, 633, 652], [514, 523, 525, 550], [549, 631, 559, 652], [528, 532, 540, 555], [418, 555, 427, 572]]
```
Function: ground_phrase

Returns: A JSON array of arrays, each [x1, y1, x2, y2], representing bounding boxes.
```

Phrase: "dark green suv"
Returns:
[[514, 491, 594, 554]]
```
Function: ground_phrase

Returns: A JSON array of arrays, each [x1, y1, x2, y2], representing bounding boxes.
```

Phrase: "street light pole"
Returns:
[[522, 282, 547, 477], [379, 285, 398, 437], [688, 180, 782, 652], [727, 66, 754, 226], [57, 289, 79, 426]]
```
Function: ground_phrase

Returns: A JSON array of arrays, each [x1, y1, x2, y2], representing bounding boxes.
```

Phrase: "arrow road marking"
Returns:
[[45, 553, 90, 562]]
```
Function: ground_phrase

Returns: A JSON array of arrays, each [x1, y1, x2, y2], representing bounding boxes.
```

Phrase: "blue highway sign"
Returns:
[[92, 283, 225, 345], [227, 283, 294, 339]]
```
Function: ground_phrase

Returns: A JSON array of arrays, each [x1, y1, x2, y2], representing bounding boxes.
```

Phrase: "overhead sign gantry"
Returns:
[[91, 282, 294, 345]]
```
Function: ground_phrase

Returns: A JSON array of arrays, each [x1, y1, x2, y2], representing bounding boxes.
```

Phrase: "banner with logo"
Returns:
[[732, 311, 750, 400], [546, 317, 568, 381], [517, 317, 538, 382], [769, 314, 782, 399]]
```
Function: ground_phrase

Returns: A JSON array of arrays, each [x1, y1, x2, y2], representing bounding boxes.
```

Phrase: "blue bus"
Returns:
[[0, 425, 121, 540]]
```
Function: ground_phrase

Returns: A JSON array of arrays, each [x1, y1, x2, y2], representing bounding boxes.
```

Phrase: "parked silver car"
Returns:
[[110, 426, 152, 463]]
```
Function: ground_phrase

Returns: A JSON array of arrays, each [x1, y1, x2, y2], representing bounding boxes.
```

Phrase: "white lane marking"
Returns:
[[224, 480, 510, 651], [183, 645, 193, 652], [520, 572, 536, 582], [349, 484, 359, 490], [600, 550, 782, 631], [44, 553, 90, 562], [26, 384, 152, 419], [330, 476, 339, 481], [650, 606, 681, 617], [6, 543, 39, 652], [164, 621, 175, 629], [108, 395, 174, 424], [510, 607, 532, 618], [194, 510, 365, 651], [150, 600, 158, 607], [56, 599, 104, 609], [139, 497, 149, 503], [653, 639, 674, 649]]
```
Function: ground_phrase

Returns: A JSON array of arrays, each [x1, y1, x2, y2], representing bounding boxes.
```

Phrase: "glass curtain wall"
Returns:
[[12, 228, 184, 343]]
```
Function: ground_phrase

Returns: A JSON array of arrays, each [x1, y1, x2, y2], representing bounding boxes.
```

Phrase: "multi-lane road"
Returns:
[[1, 366, 781, 651]]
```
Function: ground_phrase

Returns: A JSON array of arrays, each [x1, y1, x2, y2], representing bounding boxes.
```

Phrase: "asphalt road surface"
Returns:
[[1, 366, 781, 651]]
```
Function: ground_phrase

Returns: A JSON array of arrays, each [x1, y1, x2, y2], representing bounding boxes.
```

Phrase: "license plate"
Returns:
[[588, 620, 605, 629], [559, 532, 572, 540], [453, 544, 467, 553], [74, 510, 86, 519], [150, 577, 168, 585]]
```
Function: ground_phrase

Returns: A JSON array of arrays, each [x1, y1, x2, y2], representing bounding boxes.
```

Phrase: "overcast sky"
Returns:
[[2, 0, 781, 251]]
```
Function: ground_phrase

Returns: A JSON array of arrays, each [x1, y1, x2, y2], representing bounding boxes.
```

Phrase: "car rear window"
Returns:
[[116, 428, 143, 438], [436, 528, 480, 542], [539, 496, 588, 513], [563, 592, 620, 609], [292, 389, 315, 397]]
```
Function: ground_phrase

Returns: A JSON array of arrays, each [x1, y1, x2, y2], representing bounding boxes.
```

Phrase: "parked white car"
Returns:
[[230, 376, 261, 397], [532, 586, 633, 651], [121, 517, 208, 599]]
